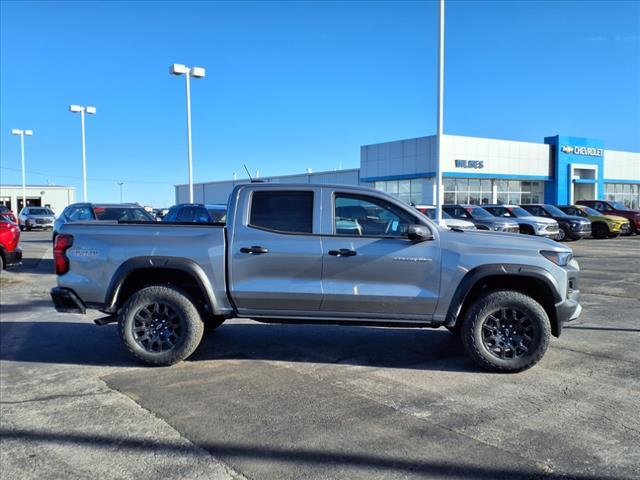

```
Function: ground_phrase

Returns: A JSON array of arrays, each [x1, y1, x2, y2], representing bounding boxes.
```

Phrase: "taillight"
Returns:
[[54, 234, 73, 275]]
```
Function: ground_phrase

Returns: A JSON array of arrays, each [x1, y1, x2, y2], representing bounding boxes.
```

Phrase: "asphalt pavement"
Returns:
[[1, 230, 639, 480]]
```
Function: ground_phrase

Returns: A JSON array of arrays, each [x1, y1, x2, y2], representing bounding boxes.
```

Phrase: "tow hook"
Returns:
[[94, 315, 117, 326]]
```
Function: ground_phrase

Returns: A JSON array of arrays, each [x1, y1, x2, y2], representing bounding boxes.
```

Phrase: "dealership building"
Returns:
[[0, 185, 76, 214], [176, 134, 640, 210]]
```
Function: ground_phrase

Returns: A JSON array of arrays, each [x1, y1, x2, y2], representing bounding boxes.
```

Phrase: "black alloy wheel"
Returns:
[[480, 308, 534, 360], [132, 302, 184, 353]]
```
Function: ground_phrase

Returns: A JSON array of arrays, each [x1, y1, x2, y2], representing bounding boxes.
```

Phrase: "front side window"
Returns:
[[334, 194, 416, 237], [250, 191, 313, 234]]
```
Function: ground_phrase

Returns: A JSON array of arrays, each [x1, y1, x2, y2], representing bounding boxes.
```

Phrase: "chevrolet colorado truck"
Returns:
[[51, 184, 581, 372]]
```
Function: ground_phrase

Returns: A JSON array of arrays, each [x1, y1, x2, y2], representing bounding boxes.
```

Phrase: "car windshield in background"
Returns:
[[582, 206, 602, 216], [423, 208, 452, 220], [465, 206, 493, 218], [544, 205, 569, 217], [609, 201, 630, 211], [207, 208, 226, 223], [29, 208, 54, 215], [94, 207, 154, 222], [509, 206, 532, 217]]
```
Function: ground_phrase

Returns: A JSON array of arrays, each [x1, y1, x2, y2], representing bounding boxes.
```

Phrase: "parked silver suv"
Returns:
[[443, 204, 520, 233], [18, 207, 55, 231], [483, 205, 559, 238]]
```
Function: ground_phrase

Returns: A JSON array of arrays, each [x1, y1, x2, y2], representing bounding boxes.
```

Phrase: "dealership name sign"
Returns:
[[561, 145, 603, 157], [455, 159, 484, 169]]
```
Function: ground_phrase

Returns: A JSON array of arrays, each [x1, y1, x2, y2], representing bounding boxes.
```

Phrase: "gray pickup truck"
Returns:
[[51, 183, 581, 372]]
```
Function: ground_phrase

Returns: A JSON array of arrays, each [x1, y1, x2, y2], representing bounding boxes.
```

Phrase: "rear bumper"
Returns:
[[51, 287, 86, 314], [2, 247, 22, 267]]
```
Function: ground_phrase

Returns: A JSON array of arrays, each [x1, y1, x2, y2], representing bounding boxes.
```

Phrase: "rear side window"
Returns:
[[249, 191, 313, 234]]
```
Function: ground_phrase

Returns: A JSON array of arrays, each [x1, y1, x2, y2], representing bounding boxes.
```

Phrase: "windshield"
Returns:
[[465, 206, 493, 218], [609, 201, 630, 211], [581, 206, 602, 216], [29, 208, 54, 215], [207, 207, 226, 223], [422, 208, 452, 220], [94, 207, 154, 221], [508, 206, 531, 217], [544, 205, 568, 217]]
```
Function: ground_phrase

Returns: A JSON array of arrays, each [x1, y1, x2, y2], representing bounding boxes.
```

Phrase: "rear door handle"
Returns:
[[240, 246, 269, 255], [328, 248, 357, 257]]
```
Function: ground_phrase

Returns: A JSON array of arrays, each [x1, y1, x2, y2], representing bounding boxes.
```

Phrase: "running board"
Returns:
[[94, 315, 117, 326]]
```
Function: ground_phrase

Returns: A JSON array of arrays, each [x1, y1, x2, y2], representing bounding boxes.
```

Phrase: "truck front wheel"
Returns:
[[119, 285, 204, 366], [460, 290, 550, 373]]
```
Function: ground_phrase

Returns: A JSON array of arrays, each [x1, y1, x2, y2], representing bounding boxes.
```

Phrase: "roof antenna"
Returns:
[[243, 164, 253, 182]]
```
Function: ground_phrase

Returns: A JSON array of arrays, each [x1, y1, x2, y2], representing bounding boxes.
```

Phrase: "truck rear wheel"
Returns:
[[460, 290, 550, 373], [119, 285, 204, 366]]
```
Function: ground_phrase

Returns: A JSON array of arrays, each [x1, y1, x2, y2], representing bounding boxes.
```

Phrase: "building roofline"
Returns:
[[174, 167, 360, 188], [0, 184, 76, 189]]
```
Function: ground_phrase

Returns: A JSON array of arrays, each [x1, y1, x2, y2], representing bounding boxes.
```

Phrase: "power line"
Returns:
[[0, 165, 175, 185]]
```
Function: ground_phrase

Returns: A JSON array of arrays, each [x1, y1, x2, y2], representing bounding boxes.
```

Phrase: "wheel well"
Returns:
[[591, 221, 608, 231], [456, 274, 559, 336], [116, 268, 210, 315], [520, 224, 534, 235]]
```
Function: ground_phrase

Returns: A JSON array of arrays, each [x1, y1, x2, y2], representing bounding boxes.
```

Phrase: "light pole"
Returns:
[[118, 182, 124, 203], [170, 63, 206, 203], [69, 104, 96, 201], [435, 0, 445, 225], [10, 129, 33, 212]]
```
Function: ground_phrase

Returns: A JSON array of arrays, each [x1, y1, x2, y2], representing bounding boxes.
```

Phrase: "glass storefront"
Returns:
[[444, 178, 544, 205], [374, 179, 422, 204], [605, 183, 640, 210]]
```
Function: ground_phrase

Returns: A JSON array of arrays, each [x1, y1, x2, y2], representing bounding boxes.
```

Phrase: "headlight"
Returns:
[[535, 223, 547, 230], [541, 250, 573, 266]]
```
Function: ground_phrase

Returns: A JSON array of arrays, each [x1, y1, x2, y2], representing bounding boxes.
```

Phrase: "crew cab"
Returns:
[[51, 184, 581, 372]]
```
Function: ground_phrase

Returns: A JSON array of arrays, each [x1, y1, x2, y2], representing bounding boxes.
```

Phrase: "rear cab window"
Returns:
[[249, 191, 313, 234]]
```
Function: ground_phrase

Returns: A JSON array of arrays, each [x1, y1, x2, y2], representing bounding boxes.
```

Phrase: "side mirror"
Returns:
[[407, 224, 433, 241]]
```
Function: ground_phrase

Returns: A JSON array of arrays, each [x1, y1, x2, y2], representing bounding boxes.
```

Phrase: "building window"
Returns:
[[444, 178, 492, 205], [605, 183, 639, 210], [374, 179, 422, 204], [496, 180, 543, 205]]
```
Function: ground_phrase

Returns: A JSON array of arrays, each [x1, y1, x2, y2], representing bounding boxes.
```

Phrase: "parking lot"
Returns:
[[1, 230, 639, 480]]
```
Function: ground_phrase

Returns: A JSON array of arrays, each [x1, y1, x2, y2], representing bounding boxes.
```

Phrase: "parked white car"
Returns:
[[415, 205, 477, 231]]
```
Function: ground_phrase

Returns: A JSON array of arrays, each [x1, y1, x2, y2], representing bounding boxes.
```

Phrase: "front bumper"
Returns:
[[51, 287, 86, 314], [570, 224, 591, 238], [554, 273, 581, 335], [3, 247, 22, 267]]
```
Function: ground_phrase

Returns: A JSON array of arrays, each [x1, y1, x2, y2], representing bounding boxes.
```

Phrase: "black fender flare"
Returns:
[[444, 263, 562, 327], [103, 256, 218, 314]]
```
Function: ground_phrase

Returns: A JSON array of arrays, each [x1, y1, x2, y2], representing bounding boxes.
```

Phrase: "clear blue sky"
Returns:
[[1, 0, 639, 206]]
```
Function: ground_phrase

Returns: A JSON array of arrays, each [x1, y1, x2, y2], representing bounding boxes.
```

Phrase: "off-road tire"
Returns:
[[119, 285, 204, 366], [460, 290, 551, 373]]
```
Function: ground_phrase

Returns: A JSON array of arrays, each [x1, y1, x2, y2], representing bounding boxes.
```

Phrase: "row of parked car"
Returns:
[[1, 196, 638, 271], [417, 200, 639, 241]]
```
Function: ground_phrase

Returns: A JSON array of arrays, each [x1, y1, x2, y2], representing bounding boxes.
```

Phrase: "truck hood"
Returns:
[[440, 226, 568, 252]]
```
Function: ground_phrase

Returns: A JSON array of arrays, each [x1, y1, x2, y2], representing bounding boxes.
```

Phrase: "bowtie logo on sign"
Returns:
[[561, 145, 603, 157]]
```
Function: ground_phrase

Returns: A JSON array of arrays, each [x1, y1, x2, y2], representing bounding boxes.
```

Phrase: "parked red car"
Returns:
[[0, 205, 18, 224], [576, 200, 640, 235], [0, 219, 22, 269]]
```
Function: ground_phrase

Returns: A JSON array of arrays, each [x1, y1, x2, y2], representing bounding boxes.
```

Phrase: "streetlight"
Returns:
[[11, 128, 33, 212], [118, 182, 124, 203], [170, 63, 206, 203], [69, 104, 96, 201], [435, 0, 445, 226]]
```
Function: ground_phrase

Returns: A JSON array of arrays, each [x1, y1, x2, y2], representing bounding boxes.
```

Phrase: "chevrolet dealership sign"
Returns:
[[561, 145, 603, 157]]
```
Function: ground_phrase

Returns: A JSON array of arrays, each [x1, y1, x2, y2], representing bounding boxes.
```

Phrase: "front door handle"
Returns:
[[328, 248, 357, 257], [240, 246, 269, 255]]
